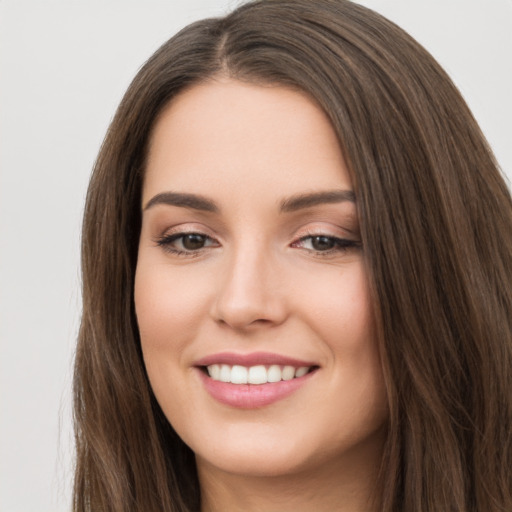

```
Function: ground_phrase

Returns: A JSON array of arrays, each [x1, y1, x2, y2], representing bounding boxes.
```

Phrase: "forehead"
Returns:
[[143, 78, 352, 204]]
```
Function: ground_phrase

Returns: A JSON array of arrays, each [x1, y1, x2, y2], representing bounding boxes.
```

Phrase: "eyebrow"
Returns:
[[279, 189, 355, 212], [143, 192, 219, 213], [143, 189, 356, 214]]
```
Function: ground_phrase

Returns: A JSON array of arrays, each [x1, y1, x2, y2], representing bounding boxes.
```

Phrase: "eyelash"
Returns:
[[156, 232, 219, 257], [155, 231, 360, 258], [291, 234, 361, 255]]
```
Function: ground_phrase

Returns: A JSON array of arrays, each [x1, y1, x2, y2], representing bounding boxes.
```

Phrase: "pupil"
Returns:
[[183, 234, 205, 250], [312, 236, 334, 251]]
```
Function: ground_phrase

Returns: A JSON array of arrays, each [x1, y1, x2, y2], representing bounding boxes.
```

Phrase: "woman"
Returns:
[[73, 0, 512, 510]]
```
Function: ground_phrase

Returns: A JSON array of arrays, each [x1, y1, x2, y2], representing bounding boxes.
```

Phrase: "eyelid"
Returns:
[[292, 222, 358, 240], [155, 222, 218, 239]]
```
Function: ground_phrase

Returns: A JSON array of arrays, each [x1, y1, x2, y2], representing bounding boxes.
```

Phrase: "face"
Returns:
[[135, 78, 388, 481]]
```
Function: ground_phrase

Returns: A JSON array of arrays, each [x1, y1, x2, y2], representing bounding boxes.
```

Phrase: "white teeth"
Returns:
[[206, 364, 312, 384], [267, 364, 282, 383], [219, 364, 231, 382], [295, 366, 309, 378], [230, 365, 248, 384], [282, 365, 295, 381], [207, 364, 221, 380], [248, 365, 267, 384]]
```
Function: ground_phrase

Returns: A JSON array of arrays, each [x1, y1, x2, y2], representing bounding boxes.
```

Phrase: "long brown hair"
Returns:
[[74, 1, 512, 510]]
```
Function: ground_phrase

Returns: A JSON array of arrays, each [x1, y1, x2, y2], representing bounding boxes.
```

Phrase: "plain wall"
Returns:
[[0, 1, 510, 510]]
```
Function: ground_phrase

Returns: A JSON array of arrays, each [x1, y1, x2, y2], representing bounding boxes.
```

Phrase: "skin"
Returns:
[[135, 77, 388, 512]]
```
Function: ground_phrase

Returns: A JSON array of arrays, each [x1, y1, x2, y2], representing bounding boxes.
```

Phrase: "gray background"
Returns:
[[1, 1, 511, 510]]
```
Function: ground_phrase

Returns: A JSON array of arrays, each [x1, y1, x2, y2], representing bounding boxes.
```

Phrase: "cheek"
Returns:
[[134, 262, 210, 354], [133, 263, 209, 421], [304, 261, 375, 351], [303, 262, 385, 411]]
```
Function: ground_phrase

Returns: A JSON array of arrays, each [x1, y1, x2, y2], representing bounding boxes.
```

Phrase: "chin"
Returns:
[[196, 439, 318, 478], [187, 414, 388, 480]]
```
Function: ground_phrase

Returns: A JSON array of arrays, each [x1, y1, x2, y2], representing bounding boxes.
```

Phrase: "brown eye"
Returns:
[[156, 231, 219, 255], [182, 233, 207, 250], [310, 236, 336, 251]]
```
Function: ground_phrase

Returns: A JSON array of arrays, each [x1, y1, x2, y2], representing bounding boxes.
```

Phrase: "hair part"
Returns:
[[74, 1, 512, 510]]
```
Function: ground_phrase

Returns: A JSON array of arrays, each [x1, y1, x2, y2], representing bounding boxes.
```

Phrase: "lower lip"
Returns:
[[197, 369, 316, 408]]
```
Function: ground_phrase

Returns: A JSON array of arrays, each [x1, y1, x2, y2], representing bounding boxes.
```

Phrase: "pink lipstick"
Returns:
[[194, 352, 318, 408]]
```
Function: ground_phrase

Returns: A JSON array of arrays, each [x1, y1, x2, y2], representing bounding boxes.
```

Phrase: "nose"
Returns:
[[210, 245, 288, 330]]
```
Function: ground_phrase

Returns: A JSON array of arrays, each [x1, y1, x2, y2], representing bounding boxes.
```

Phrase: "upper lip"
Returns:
[[194, 351, 318, 368]]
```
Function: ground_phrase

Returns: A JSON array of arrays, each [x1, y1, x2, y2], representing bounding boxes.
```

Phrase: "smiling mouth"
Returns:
[[203, 364, 317, 385]]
